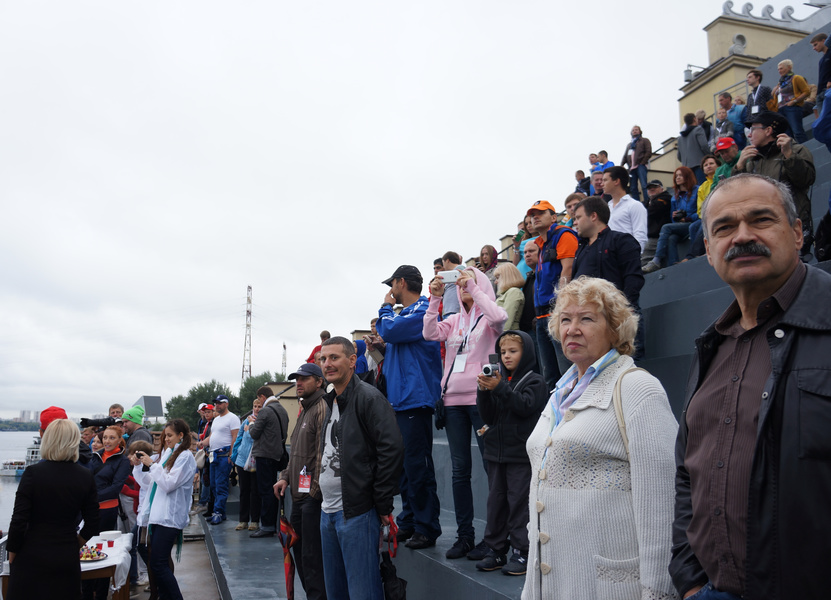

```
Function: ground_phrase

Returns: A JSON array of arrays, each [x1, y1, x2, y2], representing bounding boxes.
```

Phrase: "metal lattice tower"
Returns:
[[282, 342, 287, 378], [241, 285, 252, 390]]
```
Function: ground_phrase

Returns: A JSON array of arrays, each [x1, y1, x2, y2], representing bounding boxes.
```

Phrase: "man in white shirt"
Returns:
[[604, 166, 648, 251], [198, 395, 240, 524]]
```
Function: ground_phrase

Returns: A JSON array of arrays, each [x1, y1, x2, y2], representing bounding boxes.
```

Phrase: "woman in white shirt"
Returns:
[[133, 419, 197, 600]]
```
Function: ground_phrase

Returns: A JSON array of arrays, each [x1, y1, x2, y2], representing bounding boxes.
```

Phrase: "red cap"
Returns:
[[526, 200, 556, 215], [715, 137, 736, 151], [205, 404, 215, 411], [40, 406, 68, 431]]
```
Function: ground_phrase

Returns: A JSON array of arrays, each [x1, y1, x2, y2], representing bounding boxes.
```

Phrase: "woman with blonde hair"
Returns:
[[523, 277, 678, 600], [772, 58, 810, 143], [494, 262, 526, 331], [8, 419, 100, 599]]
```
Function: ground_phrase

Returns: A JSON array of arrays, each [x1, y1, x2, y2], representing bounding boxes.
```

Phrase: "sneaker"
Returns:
[[446, 537, 475, 559], [235, 522, 248, 531], [467, 540, 489, 561], [501, 550, 528, 576], [642, 261, 661, 273], [476, 550, 507, 572], [189, 505, 208, 515], [135, 576, 149, 586], [248, 523, 258, 531], [210, 513, 225, 525]]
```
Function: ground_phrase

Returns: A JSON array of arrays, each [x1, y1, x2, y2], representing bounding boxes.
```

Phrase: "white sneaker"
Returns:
[[135, 576, 149, 586]]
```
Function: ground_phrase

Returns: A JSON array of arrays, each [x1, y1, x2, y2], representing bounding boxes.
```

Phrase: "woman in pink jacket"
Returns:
[[424, 267, 507, 560]]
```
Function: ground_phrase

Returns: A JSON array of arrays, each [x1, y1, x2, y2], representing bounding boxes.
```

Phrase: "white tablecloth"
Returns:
[[81, 533, 133, 591]]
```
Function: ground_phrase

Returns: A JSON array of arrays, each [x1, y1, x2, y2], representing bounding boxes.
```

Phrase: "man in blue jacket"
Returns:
[[376, 265, 443, 549]]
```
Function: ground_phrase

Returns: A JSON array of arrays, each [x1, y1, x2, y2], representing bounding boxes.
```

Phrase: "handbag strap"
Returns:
[[612, 367, 647, 459], [441, 314, 484, 399]]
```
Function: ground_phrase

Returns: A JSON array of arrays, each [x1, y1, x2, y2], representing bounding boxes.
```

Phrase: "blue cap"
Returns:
[[214, 395, 229, 403], [288, 363, 323, 380]]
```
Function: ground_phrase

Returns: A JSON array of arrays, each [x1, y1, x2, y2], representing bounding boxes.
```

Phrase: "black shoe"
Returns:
[[249, 528, 275, 538], [445, 537, 475, 559], [467, 540, 489, 561], [501, 550, 528, 576], [395, 528, 415, 543], [405, 532, 435, 550], [476, 550, 507, 572]]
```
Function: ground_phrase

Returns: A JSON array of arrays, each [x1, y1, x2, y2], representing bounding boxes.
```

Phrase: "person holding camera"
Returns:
[[475, 331, 547, 575], [424, 267, 507, 560], [642, 166, 699, 273], [133, 419, 197, 600]]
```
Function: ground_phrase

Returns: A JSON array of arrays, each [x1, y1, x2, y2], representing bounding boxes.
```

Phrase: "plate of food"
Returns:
[[80, 546, 108, 562]]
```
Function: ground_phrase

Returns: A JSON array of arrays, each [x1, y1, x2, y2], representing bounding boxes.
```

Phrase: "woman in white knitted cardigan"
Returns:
[[523, 277, 678, 600]]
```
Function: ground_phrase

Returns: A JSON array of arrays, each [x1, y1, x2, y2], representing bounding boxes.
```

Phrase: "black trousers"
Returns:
[[255, 457, 281, 530], [291, 495, 327, 600], [483, 461, 531, 555], [236, 466, 261, 524]]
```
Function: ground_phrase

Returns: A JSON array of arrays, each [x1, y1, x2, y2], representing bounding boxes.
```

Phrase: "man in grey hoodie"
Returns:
[[677, 112, 710, 183]]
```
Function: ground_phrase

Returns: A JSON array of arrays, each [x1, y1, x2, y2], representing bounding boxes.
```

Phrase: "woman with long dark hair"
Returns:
[[133, 419, 197, 600], [642, 166, 699, 273]]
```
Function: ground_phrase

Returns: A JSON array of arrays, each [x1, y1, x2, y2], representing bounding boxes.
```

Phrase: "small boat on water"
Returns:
[[0, 437, 41, 477]]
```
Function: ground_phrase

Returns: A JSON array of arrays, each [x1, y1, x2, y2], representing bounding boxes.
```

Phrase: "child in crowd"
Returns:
[[475, 330, 548, 575]]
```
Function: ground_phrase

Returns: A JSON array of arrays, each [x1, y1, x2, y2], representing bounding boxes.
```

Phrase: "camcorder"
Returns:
[[481, 354, 500, 377]]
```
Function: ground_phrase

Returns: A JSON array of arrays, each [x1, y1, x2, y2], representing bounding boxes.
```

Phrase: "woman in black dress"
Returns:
[[7, 419, 100, 600]]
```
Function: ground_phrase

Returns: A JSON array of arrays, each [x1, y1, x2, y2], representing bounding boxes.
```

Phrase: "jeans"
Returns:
[[320, 509, 383, 600], [444, 405, 486, 540], [292, 496, 327, 600], [817, 87, 827, 112], [779, 105, 807, 143], [395, 408, 441, 540], [483, 461, 531, 554], [255, 456, 281, 531], [535, 316, 561, 392], [149, 525, 183, 600], [628, 165, 649, 202], [209, 452, 233, 517], [691, 165, 705, 185], [654, 221, 692, 266], [686, 582, 742, 600]]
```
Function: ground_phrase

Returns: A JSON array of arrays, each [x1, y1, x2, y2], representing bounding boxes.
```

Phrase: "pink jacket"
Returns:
[[423, 268, 507, 406]]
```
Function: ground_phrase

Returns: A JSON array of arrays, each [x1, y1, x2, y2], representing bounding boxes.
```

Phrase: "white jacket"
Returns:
[[133, 446, 196, 531]]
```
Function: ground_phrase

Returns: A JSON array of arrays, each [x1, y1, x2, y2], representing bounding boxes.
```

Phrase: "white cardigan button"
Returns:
[[538, 469, 546, 480], [540, 562, 551, 574], [539, 533, 550, 544], [563, 410, 574, 422], [536, 501, 544, 513]]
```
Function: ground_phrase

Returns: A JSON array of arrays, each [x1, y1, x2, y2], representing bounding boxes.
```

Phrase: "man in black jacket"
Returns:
[[318, 336, 404, 600], [572, 196, 645, 358], [670, 174, 831, 599], [248, 385, 289, 538]]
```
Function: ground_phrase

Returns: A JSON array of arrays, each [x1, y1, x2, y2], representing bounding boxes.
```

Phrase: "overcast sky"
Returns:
[[0, 1, 817, 419]]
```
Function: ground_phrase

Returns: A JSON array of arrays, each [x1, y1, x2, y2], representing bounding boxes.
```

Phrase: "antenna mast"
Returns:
[[241, 285, 252, 390], [282, 342, 287, 379]]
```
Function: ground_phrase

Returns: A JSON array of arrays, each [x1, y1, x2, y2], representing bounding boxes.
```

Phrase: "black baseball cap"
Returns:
[[745, 111, 789, 134], [382, 265, 423, 287], [288, 363, 324, 380], [646, 179, 663, 189]]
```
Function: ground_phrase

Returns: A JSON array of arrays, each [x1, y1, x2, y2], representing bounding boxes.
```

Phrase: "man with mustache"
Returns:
[[670, 173, 831, 600]]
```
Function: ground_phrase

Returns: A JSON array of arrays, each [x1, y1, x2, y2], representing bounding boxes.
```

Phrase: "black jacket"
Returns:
[[87, 448, 131, 503], [250, 399, 289, 461], [670, 265, 831, 599], [646, 191, 673, 238], [319, 374, 404, 519], [573, 227, 644, 307], [519, 270, 536, 333], [476, 331, 548, 463]]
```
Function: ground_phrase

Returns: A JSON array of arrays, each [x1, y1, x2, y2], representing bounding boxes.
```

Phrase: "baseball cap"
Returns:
[[205, 404, 215, 411], [646, 179, 664, 189], [288, 363, 324, 380], [526, 200, 556, 215], [382, 265, 423, 287], [214, 395, 229, 404], [744, 111, 789, 134], [40, 406, 68, 431], [715, 138, 736, 151], [197, 403, 207, 412]]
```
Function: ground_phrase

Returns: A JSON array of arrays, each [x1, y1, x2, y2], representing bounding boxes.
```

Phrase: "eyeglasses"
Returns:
[[750, 125, 766, 131]]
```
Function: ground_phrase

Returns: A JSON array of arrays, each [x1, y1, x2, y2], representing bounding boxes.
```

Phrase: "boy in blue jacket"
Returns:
[[475, 330, 548, 575]]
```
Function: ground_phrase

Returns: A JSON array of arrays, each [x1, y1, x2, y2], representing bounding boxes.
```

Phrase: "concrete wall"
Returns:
[[704, 16, 806, 64]]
